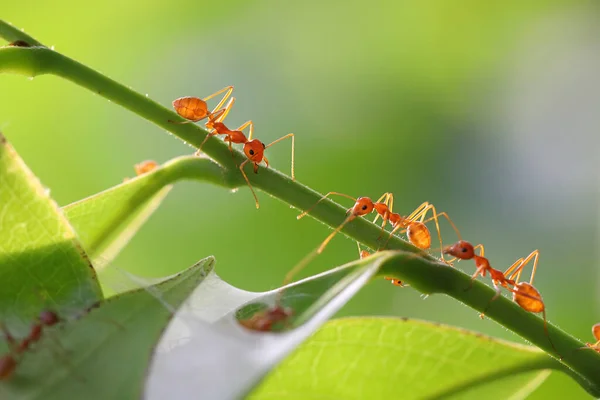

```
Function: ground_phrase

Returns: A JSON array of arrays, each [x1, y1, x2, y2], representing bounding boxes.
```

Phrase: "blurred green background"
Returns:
[[2, 1, 598, 398]]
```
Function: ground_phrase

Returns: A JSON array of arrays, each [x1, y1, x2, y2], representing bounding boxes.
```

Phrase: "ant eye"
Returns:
[[461, 247, 467, 252], [362, 205, 367, 210], [249, 149, 255, 155]]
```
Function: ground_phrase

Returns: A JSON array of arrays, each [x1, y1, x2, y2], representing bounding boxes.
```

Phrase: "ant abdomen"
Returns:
[[172, 97, 209, 121], [407, 221, 431, 249], [0, 355, 16, 380], [513, 283, 544, 313], [592, 323, 600, 341]]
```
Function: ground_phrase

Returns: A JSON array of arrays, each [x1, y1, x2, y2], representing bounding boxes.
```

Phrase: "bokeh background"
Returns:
[[2, 1, 599, 397]]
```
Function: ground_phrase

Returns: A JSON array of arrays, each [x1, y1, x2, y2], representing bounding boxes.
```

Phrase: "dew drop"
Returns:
[[50, 45, 55, 50], [230, 188, 239, 194], [145, 94, 149, 97]]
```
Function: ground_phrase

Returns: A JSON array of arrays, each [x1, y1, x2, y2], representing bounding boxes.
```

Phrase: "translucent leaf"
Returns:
[[145, 254, 383, 399], [0, 257, 213, 399], [0, 133, 102, 332], [63, 162, 172, 269]]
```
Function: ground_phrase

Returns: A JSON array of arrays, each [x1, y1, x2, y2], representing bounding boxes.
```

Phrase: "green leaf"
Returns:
[[0, 256, 213, 400], [250, 317, 555, 400], [0, 133, 102, 333], [62, 155, 232, 270], [144, 254, 382, 399]]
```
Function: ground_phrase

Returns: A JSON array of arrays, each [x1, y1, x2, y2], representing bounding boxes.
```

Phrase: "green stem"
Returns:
[[0, 26, 429, 260], [1, 20, 598, 395], [0, 20, 43, 46], [63, 156, 235, 259], [376, 251, 600, 396]]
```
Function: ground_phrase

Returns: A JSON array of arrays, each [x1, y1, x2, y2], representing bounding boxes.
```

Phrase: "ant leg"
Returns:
[[464, 266, 486, 291], [581, 340, 600, 351], [196, 132, 218, 155], [403, 202, 431, 222], [265, 133, 295, 180], [199, 99, 237, 155], [524, 250, 540, 284], [356, 242, 372, 259], [504, 251, 538, 283], [421, 211, 462, 241], [203, 86, 234, 112], [479, 281, 502, 318], [239, 160, 260, 209], [236, 121, 255, 139], [474, 244, 485, 257], [380, 202, 429, 250], [356, 242, 364, 258], [297, 192, 356, 220], [381, 223, 406, 251], [372, 193, 393, 239], [541, 309, 560, 357], [317, 215, 356, 254], [372, 192, 393, 224], [279, 248, 320, 295]]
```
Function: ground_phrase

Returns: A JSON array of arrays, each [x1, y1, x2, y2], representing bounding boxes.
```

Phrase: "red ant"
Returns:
[[238, 305, 294, 332], [580, 323, 600, 353], [297, 192, 459, 262], [174, 91, 295, 209], [134, 160, 159, 176], [0, 310, 60, 380], [356, 242, 405, 287], [443, 241, 559, 355]]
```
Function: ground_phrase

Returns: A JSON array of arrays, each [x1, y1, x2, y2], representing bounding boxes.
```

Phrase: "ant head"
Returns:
[[350, 197, 374, 216], [244, 139, 265, 163], [39, 310, 59, 326], [443, 240, 474, 259], [592, 323, 600, 341]]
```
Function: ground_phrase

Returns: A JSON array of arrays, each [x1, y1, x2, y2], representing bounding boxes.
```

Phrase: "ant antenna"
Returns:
[[238, 132, 295, 209]]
